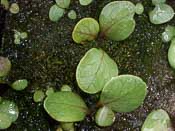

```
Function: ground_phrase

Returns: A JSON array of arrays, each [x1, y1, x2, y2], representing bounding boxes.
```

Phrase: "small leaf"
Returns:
[[149, 4, 174, 25], [135, 3, 144, 15], [72, 18, 99, 44], [1, 0, 9, 10], [44, 92, 88, 122], [79, 0, 93, 6], [61, 122, 74, 131], [95, 106, 115, 127], [0, 112, 12, 130], [162, 25, 175, 43], [0, 100, 19, 122], [49, 4, 65, 22], [33, 90, 45, 102], [100, 75, 147, 112], [99, 1, 136, 41], [0, 57, 11, 77], [55, 0, 70, 9], [20, 32, 28, 39], [76, 48, 118, 94], [68, 10, 77, 20], [168, 38, 175, 69], [141, 109, 172, 131], [9, 3, 19, 14], [61, 85, 72, 92], [11, 79, 28, 91], [46, 87, 55, 96], [152, 0, 166, 5]]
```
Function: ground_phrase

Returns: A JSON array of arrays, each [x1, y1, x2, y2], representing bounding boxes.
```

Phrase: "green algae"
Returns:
[[0, 0, 175, 130]]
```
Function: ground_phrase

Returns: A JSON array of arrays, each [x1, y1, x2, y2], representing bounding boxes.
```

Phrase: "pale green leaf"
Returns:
[[44, 92, 88, 122], [79, 0, 93, 6], [46, 88, 55, 96], [149, 4, 174, 24], [33, 90, 45, 102], [61, 85, 72, 92], [99, 1, 136, 41], [61, 122, 74, 131], [162, 25, 175, 43], [0, 112, 12, 130], [0, 57, 11, 77], [68, 10, 77, 20], [9, 3, 19, 14], [152, 0, 166, 5], [95, 106, 115, 127], [141, 109, 172, 131], [76, 48, 118, 94], [72, 18, 99, 44], [55, 0, 70, 9], [135, 3, 144, 15], [49, 4, 65, 22], [0, 100, 19, 122], [1, 0, 9, 10], [11, 79, 28, 91], [168, 38, 175, 69], [100, 75, 147, 112]]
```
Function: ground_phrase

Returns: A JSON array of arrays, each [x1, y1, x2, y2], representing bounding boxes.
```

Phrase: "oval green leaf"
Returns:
[[99, 1, 136, 41], [49, 4, 65, 22], [141, 109, 172, 131], [135, 3, 144, 15], [33, 90, 45, 102], [46, 87, 54, 96], [76, 48, 118, 94], [168, 38, 175, 69], [79, 0, 93, 6], [162, 25, 175, 43], [44, 92, 88, 122], [55, 0, 70, 9], [72, 18, 99, 44], [61, 85, 72, 92], [61, 122, 74, 131], [9, 3, 19, 14], [0, 112, 12, 130], [100, 75, 147, 112], [1, 0, 9, 10], [0, 100, 19, 122], [152, 0, 166, 5], [149, 4, 174, 25], [95, 106, 115, 127], [0, 57, 11, 77], [11, 79, 28, 91], [68, 10, 77, 20]]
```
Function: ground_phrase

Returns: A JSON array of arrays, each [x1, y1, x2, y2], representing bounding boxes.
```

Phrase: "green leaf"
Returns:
[[168, 38, 175, 69], [79, 0, 93, 6], [9, 3, 19, 14], [33, 90, 45, 102], [68, 10, 77, 20], [49, 4, 65, 22], [44, 92, 88, 122], [100, 75, 147, 112], [99, 1, 136, 41], [95, 106, 115, 127], [1, 0, 9, 10], [72, 18, 99, 44], [135, 3, 144, 15], [61, 122, 74, 131], [149, 4, 174, 25], [0, 112, 12, 130], [152, 0, 166, 5], [141, 109, 172, 131], [0, 100, 19, 122], [0, 57, 11, 77], [55, 0, 70, 9], [46, 87, 55, 96], [61, 85, 72, 92], [162, 25, 175, 43], [11, 79, 28, 91], [76, 48, 118, 94]]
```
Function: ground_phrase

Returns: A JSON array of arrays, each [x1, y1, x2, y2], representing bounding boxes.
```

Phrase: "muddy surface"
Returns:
[[0, 0, 175, 130]]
